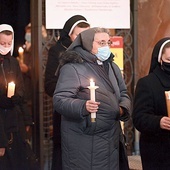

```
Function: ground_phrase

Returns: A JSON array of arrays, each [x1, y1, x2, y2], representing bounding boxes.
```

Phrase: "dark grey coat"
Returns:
[[53, 49, 131, 170]]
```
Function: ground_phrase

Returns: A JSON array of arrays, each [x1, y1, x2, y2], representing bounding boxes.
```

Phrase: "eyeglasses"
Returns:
[[94, 40, 112, 47]]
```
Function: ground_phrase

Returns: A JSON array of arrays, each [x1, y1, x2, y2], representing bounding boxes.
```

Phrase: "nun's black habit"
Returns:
[[133, 37, 170, 170], [44, 15, 89, 170]]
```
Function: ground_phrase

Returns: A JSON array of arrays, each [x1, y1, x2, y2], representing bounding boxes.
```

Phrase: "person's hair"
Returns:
[[0, 30, 12, 35], [162, 42, 170, 54], [94, 27, 110, 35], [76, 22, 90, 28]]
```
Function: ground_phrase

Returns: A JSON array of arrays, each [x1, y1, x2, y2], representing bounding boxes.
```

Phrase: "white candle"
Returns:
[[7, 82, 15, 98], [90, 79, 95, 101], [165, 91, 170, 117], [120, 121, 124, 134], [88, 79, 99, 122], [134, 128, 140, 154], [18, 47, 24, 63]]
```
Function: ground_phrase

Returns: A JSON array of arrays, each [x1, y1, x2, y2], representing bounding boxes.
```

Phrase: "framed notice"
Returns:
[[46, 0, 130, 29]]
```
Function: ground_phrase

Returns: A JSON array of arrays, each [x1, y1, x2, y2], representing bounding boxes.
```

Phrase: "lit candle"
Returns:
[[18, 47, 24, 63], [88, 79, 99, 122], [165, 91, 170, 117], [7, 81, 15, 98]]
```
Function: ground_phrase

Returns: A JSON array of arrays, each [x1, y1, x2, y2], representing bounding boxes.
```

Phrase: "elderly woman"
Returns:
[[53, 27, 131, 170], [133, 37, 170, 169]]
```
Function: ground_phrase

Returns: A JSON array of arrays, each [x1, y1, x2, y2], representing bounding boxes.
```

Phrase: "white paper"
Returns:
[[46, 0, 130, 29]]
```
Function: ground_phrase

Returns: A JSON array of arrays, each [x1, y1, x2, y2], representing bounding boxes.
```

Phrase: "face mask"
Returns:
[[161, 61, 170, 75], [25, 33, 31, 43], [0, 44, 12, 55], [95, 46, 111, 62]]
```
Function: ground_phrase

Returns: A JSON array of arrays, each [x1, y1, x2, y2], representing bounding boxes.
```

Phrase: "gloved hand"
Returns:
[[11, 95, 23, 105], [0, 95, 14, 109]]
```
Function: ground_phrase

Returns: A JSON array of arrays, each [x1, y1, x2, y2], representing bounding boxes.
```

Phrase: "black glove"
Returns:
[[0, 95, 14, 109], [11, 95, 23, 105]]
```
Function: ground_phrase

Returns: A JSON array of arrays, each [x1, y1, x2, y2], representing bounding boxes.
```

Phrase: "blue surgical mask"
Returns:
[[95, 46, 111, 61], [25, 33, 31, 43]]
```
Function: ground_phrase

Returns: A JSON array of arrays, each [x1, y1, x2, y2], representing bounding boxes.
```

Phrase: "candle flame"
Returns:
[[9, 81, 15, 85], [90, 79, 93, 82], [18, 47, 24, 53]]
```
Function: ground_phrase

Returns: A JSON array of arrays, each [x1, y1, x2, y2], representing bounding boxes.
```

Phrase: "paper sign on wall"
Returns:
[[46, 0, 130, 29]]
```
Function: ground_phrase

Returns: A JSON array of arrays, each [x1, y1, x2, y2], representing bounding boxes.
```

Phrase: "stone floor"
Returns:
[[128, 155, 142, 170]]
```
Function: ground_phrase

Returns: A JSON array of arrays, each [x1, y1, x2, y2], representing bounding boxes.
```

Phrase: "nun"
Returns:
[[0, 24, 35, 170], [53, 27, 131, 170], [45, 15, 90, 170], [133, 37, 170, 169]]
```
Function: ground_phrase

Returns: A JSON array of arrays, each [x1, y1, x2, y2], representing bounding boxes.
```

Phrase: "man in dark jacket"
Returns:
[[44, 15, 90, 170]]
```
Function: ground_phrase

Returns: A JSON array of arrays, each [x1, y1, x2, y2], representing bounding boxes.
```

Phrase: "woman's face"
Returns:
[[161, 47, 170, 63], [91, 32, 110, 54], [0, 33, 12, 48]]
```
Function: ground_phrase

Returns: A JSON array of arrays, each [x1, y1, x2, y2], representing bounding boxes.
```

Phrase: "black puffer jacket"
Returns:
[[53, 49, 131, 170]]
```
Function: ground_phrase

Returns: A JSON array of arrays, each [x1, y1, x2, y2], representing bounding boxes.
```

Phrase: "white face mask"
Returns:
[[0, 44, 12, 55]]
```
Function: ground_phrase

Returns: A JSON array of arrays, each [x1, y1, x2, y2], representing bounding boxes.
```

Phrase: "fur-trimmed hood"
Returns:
[[55, 50, 83, 76], [55, 47, 114, 77]]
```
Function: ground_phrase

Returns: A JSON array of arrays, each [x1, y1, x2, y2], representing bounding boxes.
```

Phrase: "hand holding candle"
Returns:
[[7, 82, 15, 98], [18, 47, 24, 64], [87, 79, 99, 122], [165, 91, 170, 117]]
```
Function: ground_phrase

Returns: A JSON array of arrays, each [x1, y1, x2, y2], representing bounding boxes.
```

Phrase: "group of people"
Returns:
[[45, 15, 131, 170], [45, 15, 170, 170], [1, 14, 170, 170]]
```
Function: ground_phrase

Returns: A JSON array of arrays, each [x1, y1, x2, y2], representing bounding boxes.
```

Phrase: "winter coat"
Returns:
[[133, 66, 170, 169], [53, 49, 131, 170]]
